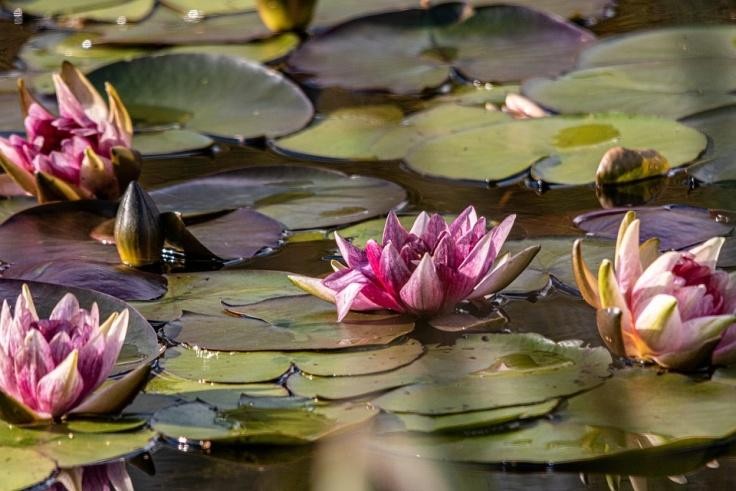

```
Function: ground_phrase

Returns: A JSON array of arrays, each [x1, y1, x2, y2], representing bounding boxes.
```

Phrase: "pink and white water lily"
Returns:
[[573, 211, 736, 370], [0, 285, 129, 420], [290, 206, 540, 321], [0, 61, 139, 202]]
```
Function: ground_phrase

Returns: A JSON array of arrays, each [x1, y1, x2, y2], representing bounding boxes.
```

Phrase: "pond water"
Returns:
[[1, 0, 736, 489]]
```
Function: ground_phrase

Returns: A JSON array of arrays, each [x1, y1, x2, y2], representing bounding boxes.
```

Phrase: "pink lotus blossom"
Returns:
[[290, 206, 539, 321], [0, 62, 139, 202], [53, 462, 132, 491], [573, 211, 736, 370], [0, 285, 129, 419]]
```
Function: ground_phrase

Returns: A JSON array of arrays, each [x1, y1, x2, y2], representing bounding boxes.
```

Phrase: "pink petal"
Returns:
[[36, 349, 83, 418], [399, 253, 444, 314], [688, 237, 725, 270], [614, 218, 642, 299], [382, 211, 409, 247], [409, 211, 430, 237], [448, 205, 478, 238], [15, 330, 54, 410], [50, 293, 81, 322], [335, 282, 368, 321], [420, 213, 448, 251], [52, 74, 93, 127], [378, 241, 411, 299], [334, 232, 364, 268]]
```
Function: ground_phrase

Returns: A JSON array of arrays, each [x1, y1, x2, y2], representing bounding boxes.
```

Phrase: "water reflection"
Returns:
[[52, 462, 132, 491]]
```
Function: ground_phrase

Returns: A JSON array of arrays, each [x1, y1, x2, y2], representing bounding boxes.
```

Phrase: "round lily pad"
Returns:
[[5, 0, 153, 21], [578, 26, 736, 68], [149, 165, 407, 229], [87, 53, 313, 141], [133, 129, 214, 157], [374, 368, 736, 466], [165, 295, 415, 351], [684, 105, 736, 183], [288, 3, 593, 95], [272, 104, 510, 162], [503, 236, 613, 295], [1, 260, 167, 302], [287, 333, 611, 402], [161, 0, 256, 16], [130, 269, 304, 322], [0, 447, 56, 490], [574, 205, 733, 250], [0, 278, 159, 375], [523, 60, 736, 119], [152, 399, 378, 445], [94, 7, 270, 45], [405, 113, 706, 185]]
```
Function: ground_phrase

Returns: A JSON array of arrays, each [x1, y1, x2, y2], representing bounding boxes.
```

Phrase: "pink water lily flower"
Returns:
[[53, 462, 132, 491], [0, 285, 129, 420], [0, 61, 140, 202], [573, 211, 736, 370], [290, 206, 540, 321]]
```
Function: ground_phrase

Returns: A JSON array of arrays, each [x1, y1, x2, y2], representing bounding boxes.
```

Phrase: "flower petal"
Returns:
[[383, 211, 409, 247], [59, 61, 108, 123], [289, 274, 337, 304], [468, 244, 540, 299], [334, 232, 364, 268], [399, 253, 444, 314], [335, 282, 368, 322], [634, 293, 681, 352], [598, 259, 633, 332], [572, 239, 600, 308], [595, 307, 626, 356], [688, 237, 725, 270], [36, 349, 83, 418], [614, 218, 642, 297], [50, 293, 80, 322]]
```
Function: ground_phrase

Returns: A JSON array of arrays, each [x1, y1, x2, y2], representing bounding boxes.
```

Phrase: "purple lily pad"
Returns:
[[288, 3, 594, 95], [150, 165, 407, 230], [1, 260, 167, 302], [574, 205, 733, 250]]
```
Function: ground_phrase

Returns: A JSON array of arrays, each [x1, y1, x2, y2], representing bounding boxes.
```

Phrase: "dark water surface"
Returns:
[[2, 0, 736, 489]]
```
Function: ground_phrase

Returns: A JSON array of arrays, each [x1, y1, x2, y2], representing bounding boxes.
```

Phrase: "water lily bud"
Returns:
[[256, 0, 317, 32], [114, 181, 164, 267], [595, 146, 670, 185]]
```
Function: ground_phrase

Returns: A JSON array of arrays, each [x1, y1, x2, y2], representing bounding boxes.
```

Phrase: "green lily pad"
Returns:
[[60, 0, 155, 23], [311, 0, 611, 29], [161, 0, 256, 16], [161, 339, 424, 384], [374, 369, 736, 467], [685, 105, 736, 183], [0, 279, 158, 376], [0, 420, 156, 468], [272, 104, 509, 162], [145, 373, 287, 410], [287, 333, 611, 402], [165, 295, 415, 351], [523, 60, 736, 119], [578, 26, 736, 68], [134, 129, 214, 156], [130, 269, 304, 322], [405, 113, 706, 185], [0, 447, 56, 490], [87, 53, 313, 141], [289, 3, 593, 95], [160, 33, 299, 62], [431, 83, 521, 107], [65, 418, 146, 434], [381, 399, 559, 434], [4, 0, 151, 19], [151, 400, 378, 445], [503, 236, 613, 295], [149, 165, 407, 229], [94, 7, 270, 45]]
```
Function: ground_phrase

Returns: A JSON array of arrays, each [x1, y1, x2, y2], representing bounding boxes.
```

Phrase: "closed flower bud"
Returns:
[[595, 146, 670, 186], [114, 181, 164, 267], [256, 0, 317, 32]]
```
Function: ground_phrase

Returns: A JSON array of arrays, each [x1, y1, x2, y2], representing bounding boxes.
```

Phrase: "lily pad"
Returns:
[[94, 7, 270, 45], [287, 333, 611, 402], [405, 113, 706, 185], [381, 399, 559, 434], [149, 165, 407, 229], [684, 105, 736, 183], [4, 0, 152, 20], [159, 33, 300, 62], [574, 205, 733, 250], [1, 260, 167, 301], [0, 447, 56, 490], [152, 399, 378, 445], [145, 373, 287, 410], [523, 60, 736, 119], [374, 369, 736, 466], [59, 0, 155, 23], [161, 0, 256, 16], [87, 53, 313, 141], [503, 237, 613, 295], [0, 278, 158, 375], [161, 339, 424, 384], [311, 0, 612, 29], [272, 104, 509, 162], [134, 129, 214, 157], [131, 269, 304, 322], [288, 3, 593, 95], [165, 295, 415, 351], [578, 26, 736, 68]]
